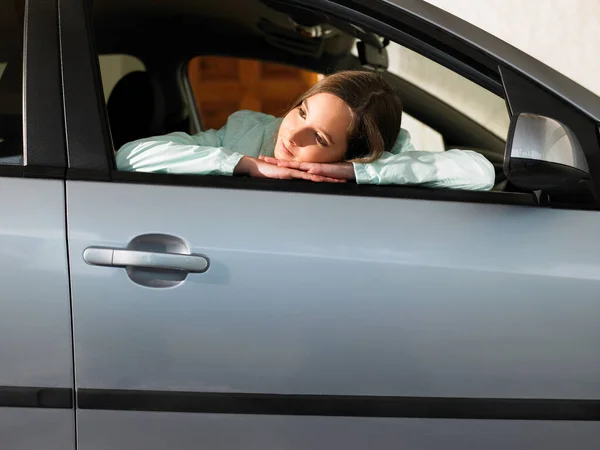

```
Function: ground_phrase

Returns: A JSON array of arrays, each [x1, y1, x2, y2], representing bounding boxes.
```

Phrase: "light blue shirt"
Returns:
[[115, 110, 495, 190]]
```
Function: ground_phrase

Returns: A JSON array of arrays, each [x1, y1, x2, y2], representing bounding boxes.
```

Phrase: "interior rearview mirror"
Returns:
[[504, 113, 589, 190]]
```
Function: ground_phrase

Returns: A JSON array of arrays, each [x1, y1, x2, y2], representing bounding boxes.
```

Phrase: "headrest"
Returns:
[[107, 71, 166, 150]]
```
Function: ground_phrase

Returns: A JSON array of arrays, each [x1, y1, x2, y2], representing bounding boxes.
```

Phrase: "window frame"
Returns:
[[0, 0, 65, 178], [62, 0, 584, 208]]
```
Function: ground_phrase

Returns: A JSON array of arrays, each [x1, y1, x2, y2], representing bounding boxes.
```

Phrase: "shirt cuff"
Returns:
[[220, 151, 245, 175], [352, 162, 375, 184]]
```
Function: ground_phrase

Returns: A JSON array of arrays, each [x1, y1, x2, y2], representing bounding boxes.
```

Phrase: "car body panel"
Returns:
[[0, 178, 72, 388], [78, 410, 600, 450], [68, 182, 600, 400], [0, 178, 74, 449], [0, 409, 75, 450]]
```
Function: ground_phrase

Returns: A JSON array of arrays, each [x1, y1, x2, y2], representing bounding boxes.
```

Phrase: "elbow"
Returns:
[[114, 144, 135, 171], [465, 151, 496, 191]]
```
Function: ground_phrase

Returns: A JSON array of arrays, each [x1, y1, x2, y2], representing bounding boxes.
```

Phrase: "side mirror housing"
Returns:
[[504, 113, 589, 190]]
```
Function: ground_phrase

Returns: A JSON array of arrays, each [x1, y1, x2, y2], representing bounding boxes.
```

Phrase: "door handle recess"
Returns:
[[83, 247, 209, 273]]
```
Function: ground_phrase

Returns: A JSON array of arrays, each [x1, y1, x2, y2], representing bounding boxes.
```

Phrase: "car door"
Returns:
[[61, 0, 600, 449], [0, 0, 75, 448]]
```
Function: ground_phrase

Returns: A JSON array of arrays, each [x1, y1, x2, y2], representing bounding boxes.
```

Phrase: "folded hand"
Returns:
[[235, 156, 347, 183], [259, 156, 355, 181]]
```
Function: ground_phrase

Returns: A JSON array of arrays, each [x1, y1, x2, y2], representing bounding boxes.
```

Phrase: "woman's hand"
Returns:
[[234, 156, 346, 183], [259, 156, 356, 181]]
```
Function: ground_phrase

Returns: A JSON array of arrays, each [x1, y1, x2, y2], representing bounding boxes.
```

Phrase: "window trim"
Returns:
[[93, 170, 537, 207], [59, 0, 112, 176], [25, 0, 66, 169], [0, 0, 66, 177]]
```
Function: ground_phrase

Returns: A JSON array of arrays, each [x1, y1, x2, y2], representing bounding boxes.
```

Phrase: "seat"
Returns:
[[107, 71, 166, 150]]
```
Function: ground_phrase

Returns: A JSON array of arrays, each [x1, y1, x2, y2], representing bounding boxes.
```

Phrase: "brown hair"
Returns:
[[285, 70, 403, 163]]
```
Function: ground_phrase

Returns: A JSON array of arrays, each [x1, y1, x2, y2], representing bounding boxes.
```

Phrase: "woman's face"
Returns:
[[274, 93, 353, 163]]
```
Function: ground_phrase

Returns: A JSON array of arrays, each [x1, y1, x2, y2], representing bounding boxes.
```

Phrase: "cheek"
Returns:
[[329, 145, 348, 162], [293, 146, 321, 163], [296, 146, 346, 164], [278, 112, 296, 136]]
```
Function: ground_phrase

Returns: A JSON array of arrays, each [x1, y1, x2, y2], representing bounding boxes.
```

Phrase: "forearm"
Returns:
[[116, 137, 244, 176], [353, 149, 495, 191]]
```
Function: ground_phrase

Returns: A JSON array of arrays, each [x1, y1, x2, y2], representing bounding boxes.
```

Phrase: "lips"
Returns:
[[280, 141, 294, 158]]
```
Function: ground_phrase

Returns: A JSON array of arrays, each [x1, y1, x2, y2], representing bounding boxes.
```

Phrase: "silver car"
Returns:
[[1, 0, 599, 448]]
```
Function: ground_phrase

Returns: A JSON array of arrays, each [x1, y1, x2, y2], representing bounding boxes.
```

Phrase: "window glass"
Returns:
[[98, 54, 146, 102], [387, 42, 510, 140], [402, 113, 445, 152], [0, 0, 24, 165]]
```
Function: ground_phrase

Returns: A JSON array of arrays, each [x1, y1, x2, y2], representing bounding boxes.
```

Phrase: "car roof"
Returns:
[[379, 0, 600, 123]]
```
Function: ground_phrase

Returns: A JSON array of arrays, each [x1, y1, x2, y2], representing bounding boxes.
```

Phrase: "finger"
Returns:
[[290, 170, 345, 183], [278, 160, 314, 172], [307, 167, 326, 176], [313, 176, 347, 183], [280, 161, 324, 175], [260, 167, 311, 181], [288, 168, 317, 180], [260, 156, 280, 165], [282, 168, 324, 181]]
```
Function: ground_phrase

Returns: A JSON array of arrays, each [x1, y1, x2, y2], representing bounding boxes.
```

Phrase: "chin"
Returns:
[[274, 145, 294, 162]]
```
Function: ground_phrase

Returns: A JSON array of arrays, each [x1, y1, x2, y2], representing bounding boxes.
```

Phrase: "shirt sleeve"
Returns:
[[352, 149, 496, 191], [351, 129, 496, 191], [114, 110, 265, 175], [115, 130, 244, 175]]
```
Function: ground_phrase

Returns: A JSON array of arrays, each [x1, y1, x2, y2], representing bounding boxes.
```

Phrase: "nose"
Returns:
[[288, 126, 311, 148]]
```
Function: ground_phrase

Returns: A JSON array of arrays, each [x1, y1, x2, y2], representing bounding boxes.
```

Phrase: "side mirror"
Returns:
[[504, 113, 589, 190]]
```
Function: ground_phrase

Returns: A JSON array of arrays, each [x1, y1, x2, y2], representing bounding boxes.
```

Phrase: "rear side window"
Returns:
[[0, 0, 24, 165]]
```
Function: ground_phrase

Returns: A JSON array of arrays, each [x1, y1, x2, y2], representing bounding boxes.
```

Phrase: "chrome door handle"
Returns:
[[83, 247, 209, 273]]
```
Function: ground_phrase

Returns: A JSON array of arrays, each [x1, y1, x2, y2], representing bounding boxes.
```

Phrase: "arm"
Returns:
[[352, 127, 495, 190], [115, 118, 344, 182], [260, 127, 495, 190], [115, 129, 245, 176], [352, 149, 496, 191]]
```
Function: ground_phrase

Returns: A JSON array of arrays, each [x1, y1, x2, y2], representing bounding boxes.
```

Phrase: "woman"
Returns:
[[116, 70, 495, 190]]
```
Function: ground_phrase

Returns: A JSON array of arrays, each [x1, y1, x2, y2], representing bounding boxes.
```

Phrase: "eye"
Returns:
[[298, 106, 306, 119], [316, 134, 328, 147]]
